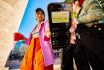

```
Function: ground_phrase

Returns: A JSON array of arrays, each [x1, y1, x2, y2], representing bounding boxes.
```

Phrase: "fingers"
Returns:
[[45, 31, 51, 38], [70, 33, 76, 44]]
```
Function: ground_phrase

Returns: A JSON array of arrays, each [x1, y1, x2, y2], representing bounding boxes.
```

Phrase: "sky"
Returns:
[[18, 0, 65, 38]]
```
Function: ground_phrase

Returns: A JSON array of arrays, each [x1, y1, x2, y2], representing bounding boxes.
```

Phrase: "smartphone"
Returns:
[[47, 2, 72, 49]]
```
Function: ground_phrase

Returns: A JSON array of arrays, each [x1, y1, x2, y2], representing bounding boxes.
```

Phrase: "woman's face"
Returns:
[[35, 11, 45, 22]]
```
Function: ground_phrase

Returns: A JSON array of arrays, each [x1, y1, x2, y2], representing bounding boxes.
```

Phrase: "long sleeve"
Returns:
[[77, 0, 103, 24], [43, 20, 51, 41]]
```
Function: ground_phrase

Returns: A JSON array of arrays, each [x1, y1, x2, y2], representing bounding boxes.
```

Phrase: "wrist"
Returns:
[[74, 19, 79, 24], [76, 7, 81, 14]]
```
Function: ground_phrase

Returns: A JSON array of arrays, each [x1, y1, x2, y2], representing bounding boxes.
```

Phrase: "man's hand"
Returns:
[[73, 1, 81, 14], [69, 20, 77, 44]]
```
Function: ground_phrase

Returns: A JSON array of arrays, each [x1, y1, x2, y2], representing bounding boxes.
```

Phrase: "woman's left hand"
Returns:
[[45, 31, 51, 38]]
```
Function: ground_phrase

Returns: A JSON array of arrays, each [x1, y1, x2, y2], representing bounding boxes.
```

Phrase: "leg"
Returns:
[[77, 25, 104, 70], [61, 47, 74, 70], [72, 44, 90, 70]]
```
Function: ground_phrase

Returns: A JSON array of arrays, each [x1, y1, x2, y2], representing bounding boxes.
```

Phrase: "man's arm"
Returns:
[[77, 0, 103, 24]]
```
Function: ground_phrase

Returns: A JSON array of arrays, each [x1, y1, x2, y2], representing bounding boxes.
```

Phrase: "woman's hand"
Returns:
[[44, 31, 51, 41], [45, 31, 51, 38]]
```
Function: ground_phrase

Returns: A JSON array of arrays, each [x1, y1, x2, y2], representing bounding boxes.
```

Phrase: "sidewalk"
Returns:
[[54, 57, 61, 70], [0, 57, 61, 70]]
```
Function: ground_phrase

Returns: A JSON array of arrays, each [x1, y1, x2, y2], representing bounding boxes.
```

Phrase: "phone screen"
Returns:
[[52, 11, 69, 23]]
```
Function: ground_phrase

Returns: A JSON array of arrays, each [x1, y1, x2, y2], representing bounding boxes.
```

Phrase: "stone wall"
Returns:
[[0, 0, 28, 68]]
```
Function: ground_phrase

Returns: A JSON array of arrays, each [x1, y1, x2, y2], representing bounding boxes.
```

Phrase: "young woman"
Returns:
[[20, 8, 54, 70]]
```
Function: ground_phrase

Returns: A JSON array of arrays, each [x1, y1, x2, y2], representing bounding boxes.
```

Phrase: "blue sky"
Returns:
[[18, 0, 64, 38]]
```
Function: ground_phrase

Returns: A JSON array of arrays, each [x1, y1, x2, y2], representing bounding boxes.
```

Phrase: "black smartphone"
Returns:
[[47, 2, 72, 49]]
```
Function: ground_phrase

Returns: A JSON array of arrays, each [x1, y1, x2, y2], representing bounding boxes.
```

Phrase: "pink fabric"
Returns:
[[28, 20, 54, 66], [39, 20, 54, 66], [25, 38, 30, 45], [44, 35, 50, 41]]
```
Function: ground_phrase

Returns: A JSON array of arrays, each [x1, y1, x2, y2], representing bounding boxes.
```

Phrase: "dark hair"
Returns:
[[36, 8, 45, 15]]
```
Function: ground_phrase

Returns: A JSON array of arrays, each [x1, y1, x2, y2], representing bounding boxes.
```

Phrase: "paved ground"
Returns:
[[54, 57, 61, 70], [0, 57, 78, 70], [2, 57, 61, 70]]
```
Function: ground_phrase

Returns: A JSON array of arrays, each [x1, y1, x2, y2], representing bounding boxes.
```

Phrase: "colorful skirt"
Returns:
[[20, 37, 53, 70]]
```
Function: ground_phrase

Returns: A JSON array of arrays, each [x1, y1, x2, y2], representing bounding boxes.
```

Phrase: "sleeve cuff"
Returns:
[[74, 19, 79, 24], [44, 35, 50, 41]]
